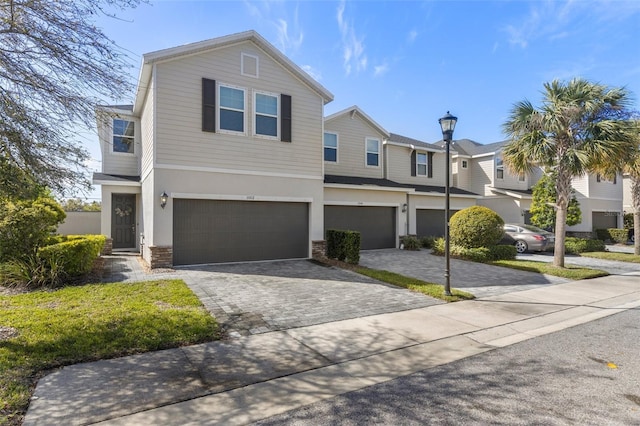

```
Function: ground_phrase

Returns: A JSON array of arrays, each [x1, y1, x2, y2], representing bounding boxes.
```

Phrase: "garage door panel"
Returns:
[[416, 209, 458, 238], [173, 199, 308, 265], [324, 205, 396, 250], [592, 212, 617, 230]]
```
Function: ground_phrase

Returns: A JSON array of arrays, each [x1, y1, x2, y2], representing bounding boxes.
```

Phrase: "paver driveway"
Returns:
[[176, 260, 442, 336], [359, 249, 569, 298]]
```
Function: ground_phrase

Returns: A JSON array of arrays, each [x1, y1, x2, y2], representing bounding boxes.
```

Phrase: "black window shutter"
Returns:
[[202, 78, 216, 132], [410, 151, 417, 176], [428, 152, 434, 178], [281, 94, 292, 142]]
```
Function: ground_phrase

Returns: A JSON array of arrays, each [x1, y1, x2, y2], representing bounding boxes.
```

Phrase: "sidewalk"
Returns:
[[24, 273, 640, 425]]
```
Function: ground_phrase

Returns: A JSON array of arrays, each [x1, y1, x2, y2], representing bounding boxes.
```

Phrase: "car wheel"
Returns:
[[514, 240, 528, 253]]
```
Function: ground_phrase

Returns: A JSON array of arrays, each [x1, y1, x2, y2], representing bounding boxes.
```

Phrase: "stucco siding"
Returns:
[[478, 197, 525, 224], [589, 174, 622, 200], [567, 197, 623, 232], [406, 193, 476, 235], [153, 40, 324, 177], [623, 175, 633, 211], [324, 113, 385, 179]]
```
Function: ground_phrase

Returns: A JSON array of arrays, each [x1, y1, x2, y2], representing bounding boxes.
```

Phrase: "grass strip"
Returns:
[[0, 279, 218, 425], [489, 260, 609, 280], [579, 251, 640, 263], [354, 267, 475, 302]]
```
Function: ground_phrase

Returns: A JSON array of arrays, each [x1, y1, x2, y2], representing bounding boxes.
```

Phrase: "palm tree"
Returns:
[[502, 78, 636, 267], [622, 121, 640, 255]]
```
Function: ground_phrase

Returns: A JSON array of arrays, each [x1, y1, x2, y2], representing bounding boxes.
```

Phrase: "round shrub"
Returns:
[[449, 206, 504, 249]]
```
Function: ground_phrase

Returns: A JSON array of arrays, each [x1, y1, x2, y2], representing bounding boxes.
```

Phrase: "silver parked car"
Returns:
[[501, 224, 555, 253]]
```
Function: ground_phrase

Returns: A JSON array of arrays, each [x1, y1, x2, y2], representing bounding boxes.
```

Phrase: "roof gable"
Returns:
[[134, 30, 334, 114], [324, 106, 389, 138]]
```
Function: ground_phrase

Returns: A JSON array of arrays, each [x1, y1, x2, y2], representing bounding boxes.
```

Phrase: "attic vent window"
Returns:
[[241, 53, 259, 78]]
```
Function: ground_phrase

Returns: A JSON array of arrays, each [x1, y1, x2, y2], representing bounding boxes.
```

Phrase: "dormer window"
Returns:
[[113, 119, 134, 154]]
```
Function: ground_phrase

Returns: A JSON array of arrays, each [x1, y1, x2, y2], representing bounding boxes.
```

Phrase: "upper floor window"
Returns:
[[219, 84, 245, 133], [462, 160, 468, 169], [366, 138, 380, 167], [417, 153, 427, 176], [254, 92, 278, 138], [324, 132, 338, 162], [496, 155, 504, 179], [113, 119, 134, 154]]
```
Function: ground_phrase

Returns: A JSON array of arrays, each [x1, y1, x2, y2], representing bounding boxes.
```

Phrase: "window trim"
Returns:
[[365, 137, 381, 167], [496, 155, 504, 180], [112, 118, 135, 155], [253, 90, 279, 139], [217, 82, 246, 135], [416, 152, 427, 176], [324, 131, 339, 163]]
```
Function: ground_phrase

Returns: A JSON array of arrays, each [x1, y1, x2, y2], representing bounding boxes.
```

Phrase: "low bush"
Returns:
[[431, 238, 515, 262], [401, 235, 421, 251], [594, 228, 626, 243], [420, 236, 436, 249], [326, 229, 361, 264], [449, 206, 504, 249], [39, 235, 106, 277], [565, 237, 605, 254]]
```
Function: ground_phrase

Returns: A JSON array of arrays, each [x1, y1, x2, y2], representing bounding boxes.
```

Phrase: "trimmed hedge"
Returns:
[[565, 237, 605, 254], [450, 206, 505, 249], [595, 228, 629, 244], [326, 229, 361, 264], [38, 235, 106, 276], [432, 238, 516, 262]]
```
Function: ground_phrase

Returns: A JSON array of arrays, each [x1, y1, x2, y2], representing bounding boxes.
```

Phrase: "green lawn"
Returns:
[[0, 280, 218, 425], [355, 267, 475, 302], [580, 251, 640, 263], [490, 259, 609, 280]]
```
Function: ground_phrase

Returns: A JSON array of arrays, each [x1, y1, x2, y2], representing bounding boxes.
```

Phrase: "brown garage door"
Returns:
[[173, 199, 309, 265], [324, 205, 396, 250], [592, 211, 618, 230], [416, 209, 458, 238]]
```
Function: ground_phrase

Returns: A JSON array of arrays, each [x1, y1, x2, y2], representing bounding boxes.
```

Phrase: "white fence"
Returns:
[[57, 211, 101, 235]]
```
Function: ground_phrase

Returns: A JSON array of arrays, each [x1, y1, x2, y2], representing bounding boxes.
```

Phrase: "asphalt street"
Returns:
[[254, 308, 640, 425]]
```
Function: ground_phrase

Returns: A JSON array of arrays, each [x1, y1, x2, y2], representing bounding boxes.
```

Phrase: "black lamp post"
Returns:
[[439, 111, 457, 296]]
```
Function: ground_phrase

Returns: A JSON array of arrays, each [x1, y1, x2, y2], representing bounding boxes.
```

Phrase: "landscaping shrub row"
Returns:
[[431, 237, 517, 262], [595, 228, 629, 244], [565, 237, 606, 254], [326, 229, 361, 264]]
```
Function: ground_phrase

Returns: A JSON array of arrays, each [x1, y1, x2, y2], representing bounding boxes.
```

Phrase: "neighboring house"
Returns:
[[94, 31, 333, 267], [438, 139, 623, 233], [323, 106, 477, 248]]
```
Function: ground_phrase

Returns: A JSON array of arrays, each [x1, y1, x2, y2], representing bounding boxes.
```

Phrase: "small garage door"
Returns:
[[416, 209, 458, 238], [173, 199, 308, 265], [592, 212, 618, 230], [324, 205, 396, 250]]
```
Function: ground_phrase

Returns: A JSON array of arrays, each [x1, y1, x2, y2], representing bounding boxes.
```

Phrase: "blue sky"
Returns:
[[81, 0, 640, 198]]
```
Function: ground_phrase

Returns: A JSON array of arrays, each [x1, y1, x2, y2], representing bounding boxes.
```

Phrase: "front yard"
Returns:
[[0, 279, 219, 425]]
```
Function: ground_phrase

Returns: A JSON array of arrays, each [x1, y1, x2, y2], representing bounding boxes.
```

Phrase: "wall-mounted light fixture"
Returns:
[[160, 191, 168, 209], [402, 203, 407, 213]]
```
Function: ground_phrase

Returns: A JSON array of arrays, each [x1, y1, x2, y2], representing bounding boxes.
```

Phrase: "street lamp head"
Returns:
[[438, 111, 457, 142]]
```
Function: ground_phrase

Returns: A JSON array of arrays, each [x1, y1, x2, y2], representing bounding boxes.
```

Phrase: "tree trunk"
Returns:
[[553, 166, 573, 268]]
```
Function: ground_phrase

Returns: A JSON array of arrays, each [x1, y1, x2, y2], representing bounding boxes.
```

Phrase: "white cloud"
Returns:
[[374, 62, 389, 77], [407, 29, 418, 43], [275, 18, 304, 54], [244, 0, 304, 55], [336, 0, 367, 76]]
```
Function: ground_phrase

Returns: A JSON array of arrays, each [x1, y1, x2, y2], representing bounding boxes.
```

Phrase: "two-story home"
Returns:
[[94, 31, 334, 267], [322, 106, 477, 248], [441, 139, 623, 234]]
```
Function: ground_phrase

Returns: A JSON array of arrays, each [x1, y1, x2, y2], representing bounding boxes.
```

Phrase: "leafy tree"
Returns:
[[60, 198, 101, 212], [529, 169, 581, 230], [0, 0, 143, 196], [502, 78, 636, 267], [0, 196, 66, 262]]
